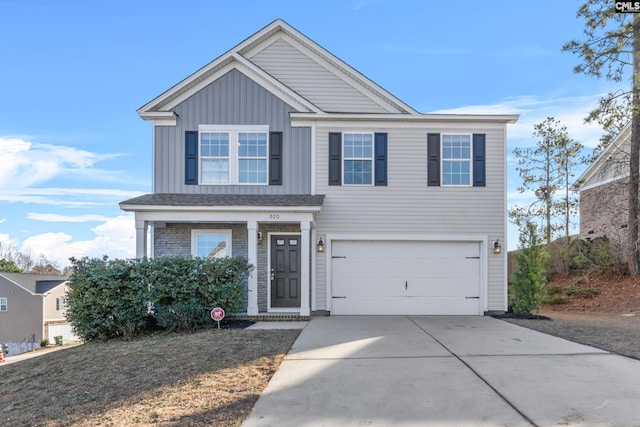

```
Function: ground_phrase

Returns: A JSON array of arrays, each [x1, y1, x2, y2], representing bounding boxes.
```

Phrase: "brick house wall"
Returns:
[[579, 177, 629, 263]]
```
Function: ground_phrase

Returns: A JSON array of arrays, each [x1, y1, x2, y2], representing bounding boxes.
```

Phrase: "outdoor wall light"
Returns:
[[317, 238, 325, 253], [493, 239, 501, 254]]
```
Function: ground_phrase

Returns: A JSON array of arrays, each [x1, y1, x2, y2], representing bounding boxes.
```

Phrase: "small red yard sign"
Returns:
[[211, 307, 225, 321]]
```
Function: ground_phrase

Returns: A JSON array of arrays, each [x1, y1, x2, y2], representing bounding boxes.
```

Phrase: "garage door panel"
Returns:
[[332, 296, 480, 316], [331, 240, 481, 315]]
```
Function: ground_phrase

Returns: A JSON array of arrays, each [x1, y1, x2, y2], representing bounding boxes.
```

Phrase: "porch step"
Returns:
[[230, 314, 310, 322]]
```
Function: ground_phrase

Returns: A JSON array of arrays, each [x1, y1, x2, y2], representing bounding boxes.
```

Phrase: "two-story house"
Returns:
[[0, 272, 78, 345], [120, 19, 518, 317]]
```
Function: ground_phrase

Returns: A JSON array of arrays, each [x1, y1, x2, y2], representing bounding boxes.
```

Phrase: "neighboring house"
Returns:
[[0, 272, 79, 344], [120, 19, 518, 317], [575, 123, 632, 263]]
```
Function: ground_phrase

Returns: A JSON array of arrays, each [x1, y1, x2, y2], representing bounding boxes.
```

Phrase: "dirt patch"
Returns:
[[502, 272, 640, 360]]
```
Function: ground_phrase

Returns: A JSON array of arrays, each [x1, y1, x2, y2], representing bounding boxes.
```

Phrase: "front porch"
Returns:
[[119, 193, 325, 318]]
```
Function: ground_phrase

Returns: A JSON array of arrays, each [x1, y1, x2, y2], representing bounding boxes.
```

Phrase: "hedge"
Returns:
[[65, 256, 252, 340]]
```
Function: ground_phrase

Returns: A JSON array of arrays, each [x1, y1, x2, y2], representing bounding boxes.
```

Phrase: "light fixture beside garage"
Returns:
[[493, 239, 501, 254], [317, 238, 325, 252]]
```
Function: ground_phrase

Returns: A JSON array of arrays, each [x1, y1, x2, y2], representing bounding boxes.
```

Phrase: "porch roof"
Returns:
[[120, 193, 325, 211]]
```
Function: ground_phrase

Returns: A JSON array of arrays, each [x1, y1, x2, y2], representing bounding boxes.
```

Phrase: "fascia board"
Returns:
[[290, 112, 519, 124], [132, 210, 317, 223], [120, 204, 323, 213]]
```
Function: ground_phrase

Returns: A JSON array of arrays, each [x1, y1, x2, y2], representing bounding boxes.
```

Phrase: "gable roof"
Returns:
[[575, 123, 631, 191], [0, 272, 68, 295], [137, 19, 419, 122]]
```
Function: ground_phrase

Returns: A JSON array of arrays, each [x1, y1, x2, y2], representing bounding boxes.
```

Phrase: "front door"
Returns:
[[270, 235, 301, 308]]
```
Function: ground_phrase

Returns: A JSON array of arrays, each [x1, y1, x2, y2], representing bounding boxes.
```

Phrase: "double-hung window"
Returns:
[[442, 134, 471, 186], [238, 132, 268, 183], [0, 297, 7, 311], [199, 126, 268, 185], [191, 230, 232, 258], [56, 297, 67, 311], [200, 132, 230, 184], [343, 133, 373, 185]]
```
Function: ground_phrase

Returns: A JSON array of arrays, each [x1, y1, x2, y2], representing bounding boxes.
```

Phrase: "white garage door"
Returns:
[[331, 240, 481, 315]]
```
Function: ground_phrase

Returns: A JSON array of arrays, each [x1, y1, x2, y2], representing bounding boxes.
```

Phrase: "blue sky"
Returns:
[[0, 0, 622, 267]]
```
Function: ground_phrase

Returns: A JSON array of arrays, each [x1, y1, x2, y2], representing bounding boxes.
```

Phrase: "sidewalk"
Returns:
[[0, 343, 82, 366]]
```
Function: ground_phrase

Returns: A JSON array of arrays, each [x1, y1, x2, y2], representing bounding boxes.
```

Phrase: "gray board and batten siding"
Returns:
[[153, 69, 312, 195]]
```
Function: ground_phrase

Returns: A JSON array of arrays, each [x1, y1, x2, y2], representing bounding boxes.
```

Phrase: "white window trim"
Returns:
[[198, 125, 269, 185], [441, 133, 473, 187], [0, 297, 7, 311], [191, 229, 233, 258], [342, 132, 374, 186]]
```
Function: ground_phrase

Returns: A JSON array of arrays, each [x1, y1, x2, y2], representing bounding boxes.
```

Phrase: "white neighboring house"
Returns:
[[0, 272, 80, 350], [120, 19, 518, 317]]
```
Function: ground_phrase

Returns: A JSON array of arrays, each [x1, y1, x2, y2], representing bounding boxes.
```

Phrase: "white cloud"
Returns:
[[0, 137, 127, 191], [27, 213, 111, 223], [0, 219, 5, 224], [432, 93, 607, 148], [0, 188, 144, 207], [19, 215, 136, 267]]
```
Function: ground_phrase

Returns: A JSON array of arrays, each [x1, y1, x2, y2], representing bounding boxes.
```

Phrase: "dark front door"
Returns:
[[271, 235, 301, 308]]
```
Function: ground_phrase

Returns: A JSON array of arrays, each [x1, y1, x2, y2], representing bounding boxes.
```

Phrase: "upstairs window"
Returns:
[[56, 297, 67, 311], [200, 132, 230, 184], [197, 126, 268, 185], [329, 132, 386, 186], [0, 297, 6, 311], [427, 133, 485, 187], [442, 134, 471, 186], [238, 132, 268, 183], [343, 133, 373, 185]]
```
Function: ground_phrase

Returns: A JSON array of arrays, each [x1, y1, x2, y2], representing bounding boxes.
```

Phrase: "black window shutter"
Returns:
[[329, 132, 342, 186], [269, 132, 283, 185], [427, 133, 440, 186], [185, 131, 198, 185], [473, 133, 486, 187], [374, 133, 387, 186]]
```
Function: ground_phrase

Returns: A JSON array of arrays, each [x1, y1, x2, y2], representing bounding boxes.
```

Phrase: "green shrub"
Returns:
[[542, 295, 569, 305], [40, 339, 49, 347], [66, 256, 252, 340], [509, 221, 549, 315], [546, 285, 563, 296], [565, 287, 600, 298], [567, 237, 616, 272]]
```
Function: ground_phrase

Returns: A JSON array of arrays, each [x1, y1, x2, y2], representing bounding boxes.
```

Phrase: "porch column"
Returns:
[[300, 221, 311, 316], [135, 219, 147, 259], [247, 220, 259, 316]]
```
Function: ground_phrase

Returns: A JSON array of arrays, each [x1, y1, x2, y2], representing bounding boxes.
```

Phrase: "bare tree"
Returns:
[[0, 241, 62, 275], [510, 117, 583, 245], [563, 1, 640, 274]]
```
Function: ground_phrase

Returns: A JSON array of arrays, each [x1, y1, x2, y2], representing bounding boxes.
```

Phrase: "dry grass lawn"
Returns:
[[0, 328, 300, 426]]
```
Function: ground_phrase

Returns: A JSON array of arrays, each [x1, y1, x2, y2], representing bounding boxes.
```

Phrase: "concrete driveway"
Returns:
[[242, 316, 640, 427]]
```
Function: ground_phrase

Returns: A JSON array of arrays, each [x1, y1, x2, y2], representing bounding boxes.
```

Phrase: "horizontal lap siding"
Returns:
[[248, 38, 387, 113], [314, 124, 507, 311], [154, 69, 311, 194]]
